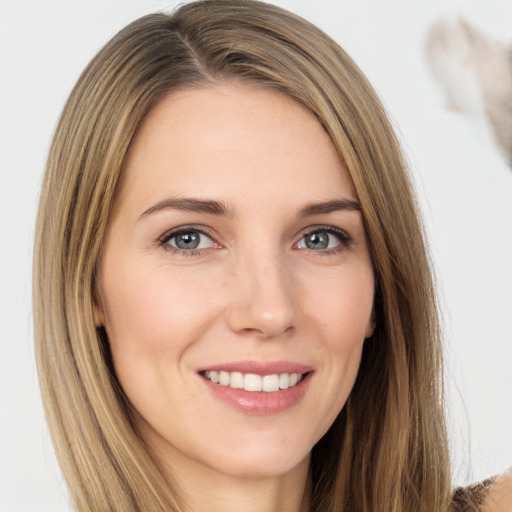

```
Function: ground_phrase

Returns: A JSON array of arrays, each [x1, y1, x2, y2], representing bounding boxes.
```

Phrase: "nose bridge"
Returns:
[[227, 241, 296, 338]]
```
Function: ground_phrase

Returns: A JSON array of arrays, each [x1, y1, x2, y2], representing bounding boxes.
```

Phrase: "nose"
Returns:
[[226, 250, 297, 339]]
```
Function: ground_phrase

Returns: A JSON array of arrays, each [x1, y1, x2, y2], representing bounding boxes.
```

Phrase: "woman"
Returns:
[[32, 1, 511, 511]]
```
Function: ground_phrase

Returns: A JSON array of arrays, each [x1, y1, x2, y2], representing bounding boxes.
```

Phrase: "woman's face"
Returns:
[[96, 84, 375, 481]]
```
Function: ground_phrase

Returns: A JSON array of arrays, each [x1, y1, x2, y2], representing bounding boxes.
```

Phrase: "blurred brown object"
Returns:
[[425, 17, 512, 167]]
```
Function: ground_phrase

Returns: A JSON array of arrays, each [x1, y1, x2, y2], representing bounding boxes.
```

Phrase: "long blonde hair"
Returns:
[[33, 1, 452, 510]]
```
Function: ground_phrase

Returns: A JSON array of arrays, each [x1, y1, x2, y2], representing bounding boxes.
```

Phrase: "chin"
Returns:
[[208, 451, 310, 480], [195, 433, 313, 480]]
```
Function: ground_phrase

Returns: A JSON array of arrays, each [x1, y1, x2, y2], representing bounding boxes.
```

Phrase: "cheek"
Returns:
[[307, 265, 374, 344], [101, 262, 222, 356], [301, 268, 374, 430], [327, 280, 373, 377], [98, 260, 230, 412], [98, 263, 222, 420]]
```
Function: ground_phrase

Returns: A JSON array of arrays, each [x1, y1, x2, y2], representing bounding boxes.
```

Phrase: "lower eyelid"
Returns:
[[163, 246, 204, 257]]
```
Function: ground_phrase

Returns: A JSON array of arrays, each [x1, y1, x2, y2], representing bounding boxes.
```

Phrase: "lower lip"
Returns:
[[201, 373, 312, 415]]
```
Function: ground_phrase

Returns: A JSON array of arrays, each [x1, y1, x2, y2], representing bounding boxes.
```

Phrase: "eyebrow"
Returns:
[[139, 198, 235, 219], [139, 197, 361, 220], [298, 199, 361, 217]]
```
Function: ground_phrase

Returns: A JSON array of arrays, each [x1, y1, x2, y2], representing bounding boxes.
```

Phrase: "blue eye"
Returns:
[[297, 228, 350, 251], [163, 229, 214, 251]]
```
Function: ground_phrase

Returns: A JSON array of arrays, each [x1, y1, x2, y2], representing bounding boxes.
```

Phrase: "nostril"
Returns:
[[237, 323, 295, 339]]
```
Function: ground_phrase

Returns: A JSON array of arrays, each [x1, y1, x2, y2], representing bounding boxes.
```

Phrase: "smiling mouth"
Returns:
[[203, 371, 307, 392]]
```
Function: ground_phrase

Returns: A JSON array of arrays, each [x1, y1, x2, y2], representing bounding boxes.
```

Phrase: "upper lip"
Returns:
[[198, 360, 313, 375]]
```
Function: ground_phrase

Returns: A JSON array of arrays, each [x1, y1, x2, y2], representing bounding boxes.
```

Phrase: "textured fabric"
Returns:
[[451, 476, 497, 512]]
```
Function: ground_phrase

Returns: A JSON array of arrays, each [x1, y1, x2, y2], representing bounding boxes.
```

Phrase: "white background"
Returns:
[[1, 1, 511, 510]]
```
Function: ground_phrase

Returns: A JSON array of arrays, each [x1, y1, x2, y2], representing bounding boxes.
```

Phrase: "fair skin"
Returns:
[[95, 83, 375, 512], [482, 470, 512, 512]]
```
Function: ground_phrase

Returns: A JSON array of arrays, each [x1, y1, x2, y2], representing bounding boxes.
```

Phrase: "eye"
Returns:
[[161, 228, 215, 252], [296, 227, 351, 251]]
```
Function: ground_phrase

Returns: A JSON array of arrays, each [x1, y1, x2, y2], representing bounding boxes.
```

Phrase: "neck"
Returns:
[[162, 452, 311, 512]]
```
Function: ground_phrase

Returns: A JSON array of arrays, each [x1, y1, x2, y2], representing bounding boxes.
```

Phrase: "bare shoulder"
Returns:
[[481, 469, 512, 512]]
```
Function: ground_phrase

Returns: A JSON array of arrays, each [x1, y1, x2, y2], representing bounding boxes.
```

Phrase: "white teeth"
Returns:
[[262, 374, 279, 392], [230, 371, 244, 389], [279, 373, 289, 390], [244, 373, 263, 391], [204, 371, 304, 392], [219, 371, 230, 386]]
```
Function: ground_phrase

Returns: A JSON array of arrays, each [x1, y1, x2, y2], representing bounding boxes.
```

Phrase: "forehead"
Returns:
[[118, 83, 355, 215]]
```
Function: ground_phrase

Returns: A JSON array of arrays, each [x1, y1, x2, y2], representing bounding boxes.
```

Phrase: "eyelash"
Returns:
[[158, 225, 353, 256], [300, 225, 353, 254], [158, 226, 216, 257]]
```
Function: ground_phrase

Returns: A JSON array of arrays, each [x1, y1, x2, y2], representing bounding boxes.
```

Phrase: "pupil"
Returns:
[[176, 232, 200, 249], [306, 232, 328, 250]]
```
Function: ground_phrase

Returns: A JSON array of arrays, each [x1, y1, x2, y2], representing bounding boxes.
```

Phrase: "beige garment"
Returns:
[[451, 476, 497, 512]]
